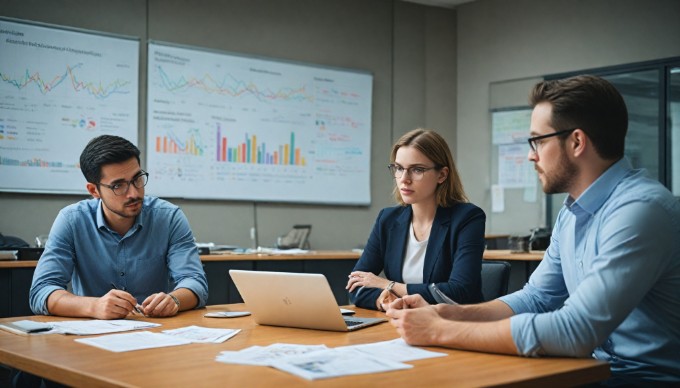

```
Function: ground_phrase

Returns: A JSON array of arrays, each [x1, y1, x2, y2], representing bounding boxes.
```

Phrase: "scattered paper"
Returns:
[[336, 338, 447, 362], [270, 347, 412, 380], [216, 343, 329, 366], [215, 340, 446, 380], [75, 331, 191, 352], [50, 319, 160, 335], [162, 325, 240, 343]]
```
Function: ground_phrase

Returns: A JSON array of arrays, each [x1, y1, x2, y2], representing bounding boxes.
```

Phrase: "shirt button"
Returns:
[[120, 272, 125, 276]]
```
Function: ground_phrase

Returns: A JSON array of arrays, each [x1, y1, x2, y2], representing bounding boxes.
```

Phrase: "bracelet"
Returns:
[[169, 293, 181, 310], [386, 281, 401, 298]]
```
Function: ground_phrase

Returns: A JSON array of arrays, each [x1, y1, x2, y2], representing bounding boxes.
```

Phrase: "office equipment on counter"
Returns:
[[0, 250, 18, 260], [229, 269, 385, 331], [195, 242, 241, 255], [17, 247, 44, 261], [276, 225, 311, 249]]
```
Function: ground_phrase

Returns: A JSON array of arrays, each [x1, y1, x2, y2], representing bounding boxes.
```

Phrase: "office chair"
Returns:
[[481, 260, 511, 302]]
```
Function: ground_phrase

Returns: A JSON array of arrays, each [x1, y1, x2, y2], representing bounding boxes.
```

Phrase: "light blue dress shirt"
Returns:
[[500, 158, 680, 384], [30, 196, 209, 315]]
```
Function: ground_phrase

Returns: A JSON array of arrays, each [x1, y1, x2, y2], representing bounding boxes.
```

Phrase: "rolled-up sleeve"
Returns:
[[29, 210, 76, 315], [503, 200, 674, 358], [167, 208, 209, 308]]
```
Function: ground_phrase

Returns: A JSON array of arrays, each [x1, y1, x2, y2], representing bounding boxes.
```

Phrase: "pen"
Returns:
[[110, 283, 143, 314], [26, 326, 52, 333]]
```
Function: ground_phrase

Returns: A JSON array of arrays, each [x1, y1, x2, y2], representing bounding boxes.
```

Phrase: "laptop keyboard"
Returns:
[[344, 319, 364, 327]]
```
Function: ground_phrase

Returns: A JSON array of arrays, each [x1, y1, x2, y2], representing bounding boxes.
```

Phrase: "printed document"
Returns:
[[270, 347, 412, 380], [336, 338, 447, 362], [216, 343, 329, 366], [215, 340, 446, 380], [75, 331, 191, 352], [161, 325, 240, 343], [50, 319, 160, 335]]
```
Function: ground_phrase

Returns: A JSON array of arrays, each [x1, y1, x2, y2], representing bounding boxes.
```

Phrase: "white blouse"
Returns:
[[401, 222, 428, 284]]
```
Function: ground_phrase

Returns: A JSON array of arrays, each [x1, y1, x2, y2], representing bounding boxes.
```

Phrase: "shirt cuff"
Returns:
[[510, 313, 542, 357]]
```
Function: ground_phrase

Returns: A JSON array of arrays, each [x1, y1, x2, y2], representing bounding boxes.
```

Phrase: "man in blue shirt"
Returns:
[[29, 135, 208, 319], [387, 75, 680, 385]]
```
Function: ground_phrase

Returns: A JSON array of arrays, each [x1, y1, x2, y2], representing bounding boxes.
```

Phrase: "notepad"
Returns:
[[0, 320, 53, 335]]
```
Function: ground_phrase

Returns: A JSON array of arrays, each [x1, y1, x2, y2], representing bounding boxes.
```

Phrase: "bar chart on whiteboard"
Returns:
[[146, 42, 373, 205]]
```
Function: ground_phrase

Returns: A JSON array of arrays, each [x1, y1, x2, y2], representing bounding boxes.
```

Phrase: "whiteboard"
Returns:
[[146, 42, 373, 205], [0, 17, 139, 194]]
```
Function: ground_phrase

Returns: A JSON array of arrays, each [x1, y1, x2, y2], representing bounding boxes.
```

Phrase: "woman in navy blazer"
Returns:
[[347, 129, 486, 310]]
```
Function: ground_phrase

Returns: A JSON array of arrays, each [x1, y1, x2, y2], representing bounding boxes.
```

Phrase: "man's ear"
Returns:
[[86, 182, 100, 198], [572, 129, 587, 156]]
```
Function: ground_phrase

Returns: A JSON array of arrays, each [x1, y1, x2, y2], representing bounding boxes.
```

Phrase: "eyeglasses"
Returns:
[[527, 128, 577, 153], [98, 171, 149, 196], [388, 164, 439, 181]]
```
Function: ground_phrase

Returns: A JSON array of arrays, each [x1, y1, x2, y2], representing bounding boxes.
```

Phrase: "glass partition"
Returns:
[[670, 67, 680, 195], [545, 57, 680, 227]]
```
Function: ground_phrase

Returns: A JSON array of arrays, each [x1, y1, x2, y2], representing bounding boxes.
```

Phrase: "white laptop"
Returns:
[[229, 270, 386, 332]]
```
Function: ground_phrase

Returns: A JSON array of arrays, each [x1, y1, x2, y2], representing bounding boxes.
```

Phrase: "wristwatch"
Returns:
[[169, 293, 181, 310], [385, 281, 401, 298]]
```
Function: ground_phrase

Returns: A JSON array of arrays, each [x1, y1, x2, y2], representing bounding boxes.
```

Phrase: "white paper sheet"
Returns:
[[50, 319, 160, 335], [75, 331, 191, 352], [270, 348, 412, 380], [162, 325, 240, 343], [216, 343, 329, 366], [336, 338, 447, 362]]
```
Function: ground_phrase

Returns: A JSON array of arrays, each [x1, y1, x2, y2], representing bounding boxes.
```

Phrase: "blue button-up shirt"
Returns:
[[500, 158, 680, 384], [30, 196, 209, 314]]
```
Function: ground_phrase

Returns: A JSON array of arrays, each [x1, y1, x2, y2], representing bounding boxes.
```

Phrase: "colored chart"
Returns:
[[0, 18, 139, 193], [147, 42, 372, 204]]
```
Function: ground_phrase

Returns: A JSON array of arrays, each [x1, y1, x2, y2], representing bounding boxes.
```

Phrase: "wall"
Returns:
[[0, 0, 457, 249], [3, 0, 679, 250], [456, 0, 680, 235]]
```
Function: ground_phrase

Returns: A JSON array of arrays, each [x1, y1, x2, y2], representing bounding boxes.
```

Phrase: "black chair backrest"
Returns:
[[481, 260, 511, 302]]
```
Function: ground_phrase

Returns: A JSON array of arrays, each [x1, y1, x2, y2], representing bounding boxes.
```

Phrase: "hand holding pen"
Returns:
[[109, 283, 144, 316]]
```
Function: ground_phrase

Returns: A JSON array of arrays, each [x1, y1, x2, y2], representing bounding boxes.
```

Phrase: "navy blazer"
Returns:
[[350, 203, 486, 309]]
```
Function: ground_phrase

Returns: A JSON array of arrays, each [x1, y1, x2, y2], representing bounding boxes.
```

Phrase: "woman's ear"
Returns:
[[438, 166, 449, 184]]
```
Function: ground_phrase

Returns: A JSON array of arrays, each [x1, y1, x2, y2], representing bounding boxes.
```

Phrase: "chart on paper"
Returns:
[[146, 42, 373, 205]]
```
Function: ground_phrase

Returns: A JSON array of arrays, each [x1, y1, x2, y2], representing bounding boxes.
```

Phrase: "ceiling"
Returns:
[[402, 0, 476, 9]]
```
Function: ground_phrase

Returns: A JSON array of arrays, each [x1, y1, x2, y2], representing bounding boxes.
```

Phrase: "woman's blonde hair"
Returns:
[[390, 128, 468, 207]]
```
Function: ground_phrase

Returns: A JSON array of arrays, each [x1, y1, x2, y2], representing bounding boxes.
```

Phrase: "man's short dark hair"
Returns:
[[529, 75, 628, 160], [79, 135, 140, 184]]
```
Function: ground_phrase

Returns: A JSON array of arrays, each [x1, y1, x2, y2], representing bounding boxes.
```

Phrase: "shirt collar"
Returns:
[[95, 198, 145, 233], [564, 157, 632, 215]]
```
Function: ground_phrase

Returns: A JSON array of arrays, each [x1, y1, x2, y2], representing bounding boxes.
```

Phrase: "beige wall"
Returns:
[[2, 0, 679, 247], [0, 0, 456, 249], [456, 0, 680, 234]]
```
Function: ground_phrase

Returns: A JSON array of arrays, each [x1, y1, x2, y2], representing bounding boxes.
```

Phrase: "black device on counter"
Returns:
[[17, 248, 44, 261]]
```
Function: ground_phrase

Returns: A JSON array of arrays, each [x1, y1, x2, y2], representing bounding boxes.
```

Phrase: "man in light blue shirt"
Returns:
[[387, 75, 680, 385], [29, 135, 208, 319]]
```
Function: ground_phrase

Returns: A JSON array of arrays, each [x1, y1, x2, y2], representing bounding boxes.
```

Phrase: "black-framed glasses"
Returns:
[[387, 164, 439, 181], [98, 171, 149, 196], [527, 128, 577, 153]]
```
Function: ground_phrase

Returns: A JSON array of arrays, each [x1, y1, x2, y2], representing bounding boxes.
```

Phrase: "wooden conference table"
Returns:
[[0, 304, 609, 387]]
